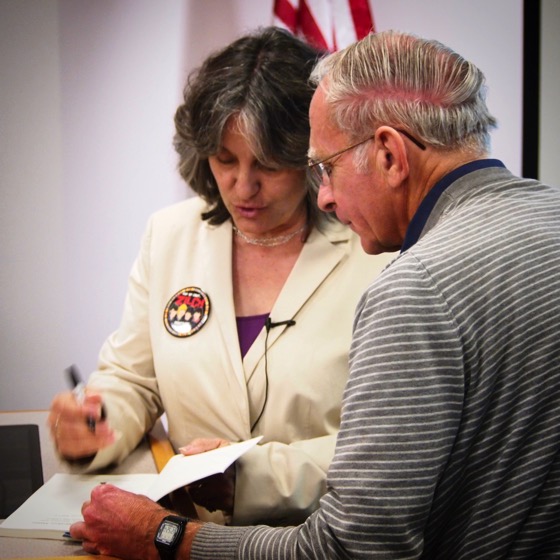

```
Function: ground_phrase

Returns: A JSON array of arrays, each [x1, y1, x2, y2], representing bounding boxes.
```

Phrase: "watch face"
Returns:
[[157, 521, 180, 545]]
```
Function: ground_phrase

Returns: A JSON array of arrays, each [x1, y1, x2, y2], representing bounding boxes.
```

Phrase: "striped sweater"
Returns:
[[192, 165, 560, 559]]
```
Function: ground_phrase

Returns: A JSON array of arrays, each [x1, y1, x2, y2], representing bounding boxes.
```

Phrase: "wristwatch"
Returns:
[[154, 514, 188, 560]]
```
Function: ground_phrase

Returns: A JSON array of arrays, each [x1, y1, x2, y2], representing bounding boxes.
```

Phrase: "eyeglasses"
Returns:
[[308, 128, 426, 185]]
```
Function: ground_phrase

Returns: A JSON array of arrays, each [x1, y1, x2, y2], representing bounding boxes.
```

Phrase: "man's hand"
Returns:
[[71, 484, 202, 559], [70, 484, 168, 559]]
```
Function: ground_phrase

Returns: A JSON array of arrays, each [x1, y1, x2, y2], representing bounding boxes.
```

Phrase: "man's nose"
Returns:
[[317, 183, 336, 213]]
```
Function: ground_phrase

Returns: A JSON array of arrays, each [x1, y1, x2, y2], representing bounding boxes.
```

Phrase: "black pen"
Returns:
[[65, 365, 106, 433]]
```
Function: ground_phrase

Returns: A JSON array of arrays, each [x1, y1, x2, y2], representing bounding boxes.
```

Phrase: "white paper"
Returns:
[[0, 435, 262, 540], [145, 436, 262, 501]]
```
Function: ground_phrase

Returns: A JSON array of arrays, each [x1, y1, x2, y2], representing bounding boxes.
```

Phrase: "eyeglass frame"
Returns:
[[308, 127, 426, 184]]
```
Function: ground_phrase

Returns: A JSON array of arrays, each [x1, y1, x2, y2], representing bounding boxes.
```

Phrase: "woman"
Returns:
[[48, 27, 392, 526]]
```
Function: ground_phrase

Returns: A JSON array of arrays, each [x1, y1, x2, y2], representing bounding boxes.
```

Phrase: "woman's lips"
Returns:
[[235, 205, 264, 219]]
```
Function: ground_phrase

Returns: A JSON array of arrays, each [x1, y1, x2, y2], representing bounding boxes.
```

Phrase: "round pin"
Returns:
[[163, 287, 210, 337]]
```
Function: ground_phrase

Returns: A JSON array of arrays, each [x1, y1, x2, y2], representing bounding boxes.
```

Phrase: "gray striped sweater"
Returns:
[[192, 166, 560, 559]]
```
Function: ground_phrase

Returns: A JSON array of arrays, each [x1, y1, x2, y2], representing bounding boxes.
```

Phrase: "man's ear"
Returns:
[[374, 126, 410, 187]]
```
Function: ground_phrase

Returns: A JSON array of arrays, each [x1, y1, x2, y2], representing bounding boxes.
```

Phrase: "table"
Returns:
[[0, 410, 175, 559]]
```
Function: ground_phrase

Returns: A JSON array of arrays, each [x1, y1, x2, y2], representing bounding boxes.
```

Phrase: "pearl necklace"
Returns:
[[232, 224, 305, 247]]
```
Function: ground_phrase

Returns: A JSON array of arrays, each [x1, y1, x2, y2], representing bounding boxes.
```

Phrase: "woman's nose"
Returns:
[[234, 165, 260, 197]]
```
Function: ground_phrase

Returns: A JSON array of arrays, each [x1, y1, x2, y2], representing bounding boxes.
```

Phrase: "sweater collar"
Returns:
[[401, 159, 505, 252]]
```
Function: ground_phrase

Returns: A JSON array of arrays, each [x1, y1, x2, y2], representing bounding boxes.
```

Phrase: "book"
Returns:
[[0, 435, 261, 540]]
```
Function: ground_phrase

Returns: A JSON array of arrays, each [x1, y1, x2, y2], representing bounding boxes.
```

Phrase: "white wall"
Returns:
[[1, 0, 526, 410], [58, 0, 188, 399], [1, 1, 67, 409]]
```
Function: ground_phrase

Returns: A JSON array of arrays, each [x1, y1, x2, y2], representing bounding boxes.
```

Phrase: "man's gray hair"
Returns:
[[311, 30, 497, 155]]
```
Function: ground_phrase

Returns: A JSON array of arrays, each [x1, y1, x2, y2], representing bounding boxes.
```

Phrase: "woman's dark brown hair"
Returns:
[[173, 26, 327, 227]]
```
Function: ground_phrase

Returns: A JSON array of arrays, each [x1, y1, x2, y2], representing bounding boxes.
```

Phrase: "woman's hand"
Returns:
[[48, 390, 114, 460], [180, 438, 236, 515]]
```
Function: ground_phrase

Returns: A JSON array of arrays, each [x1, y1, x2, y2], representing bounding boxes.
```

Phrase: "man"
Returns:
[[70, 30, 560, 559]]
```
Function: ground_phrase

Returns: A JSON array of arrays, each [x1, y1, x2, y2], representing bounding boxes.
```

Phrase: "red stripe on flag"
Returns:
[[274, 0, 298, 33], [298, 0, 330, 51], [348, 0, 375, 38], [274, 0, 372, 51]]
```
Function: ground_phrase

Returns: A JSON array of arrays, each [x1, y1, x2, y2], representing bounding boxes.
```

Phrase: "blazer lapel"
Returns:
[[200, 222, 247, 388], [243, 225, 349, 373]]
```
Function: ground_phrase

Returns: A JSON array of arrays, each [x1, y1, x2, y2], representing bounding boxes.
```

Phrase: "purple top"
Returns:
[[236, 313, 269, 358]]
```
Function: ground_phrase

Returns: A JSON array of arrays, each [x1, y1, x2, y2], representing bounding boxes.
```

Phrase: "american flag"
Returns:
[[273, 0, 375, 52]]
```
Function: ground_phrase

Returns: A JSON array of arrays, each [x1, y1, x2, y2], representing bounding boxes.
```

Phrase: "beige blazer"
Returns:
[[87, 197, 393, 525]]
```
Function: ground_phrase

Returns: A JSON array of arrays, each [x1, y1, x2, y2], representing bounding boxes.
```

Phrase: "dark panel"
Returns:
[[0, 424, 44, 518], [523, 0, 541, 179]]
